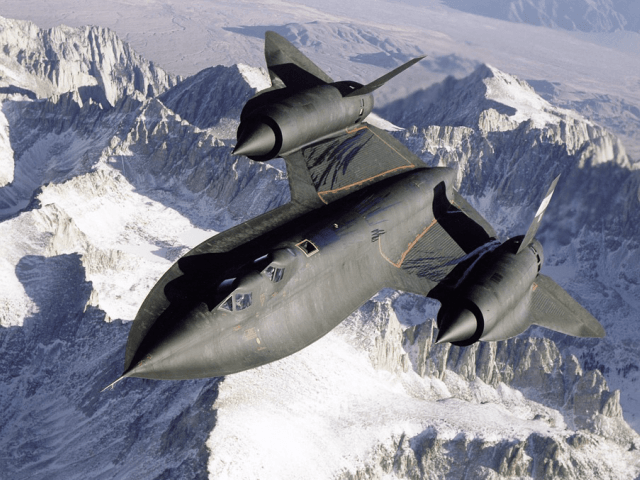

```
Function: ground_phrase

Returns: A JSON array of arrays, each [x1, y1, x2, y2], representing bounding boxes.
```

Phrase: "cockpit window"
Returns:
[[296, 239, 319, 257], [219, 293, 252, 312], [264, 265, 285, 283], [274, 268, 284, 282], [235, 293, 252, 311], [220, 296, 233, 311]]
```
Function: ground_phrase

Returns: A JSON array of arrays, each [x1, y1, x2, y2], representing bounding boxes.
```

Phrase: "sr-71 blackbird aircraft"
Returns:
[[106, 31, 604, 387]]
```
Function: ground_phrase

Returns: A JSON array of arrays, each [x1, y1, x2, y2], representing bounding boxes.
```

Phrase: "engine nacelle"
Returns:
[[234, 83, 374, 161], [436, 237, 544, 346]]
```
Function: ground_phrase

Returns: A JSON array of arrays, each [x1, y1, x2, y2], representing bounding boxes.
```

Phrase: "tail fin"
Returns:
[[530, 274, 605, 338], [264, 31, 333, 89], [517, 175, 560, 254], [344, 56, 425, 97]]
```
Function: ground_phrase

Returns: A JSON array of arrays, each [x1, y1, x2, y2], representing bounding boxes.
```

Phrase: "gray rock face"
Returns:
[[0, 16, 178, 105], [336, 293, 638, 479], [158, 65, 256, 132], [1, 16, 640, 480], [0, 90, 142, 212], [0, 15, 180, 191], [440, 0, 639, 33], [341, 426, 636, 479], [107, 94, 289, 231], [359, 292, 634, 432], [385, 73, 636, 289]]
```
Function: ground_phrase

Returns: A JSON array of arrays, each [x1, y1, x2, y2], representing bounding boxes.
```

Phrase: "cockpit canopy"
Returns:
[[264, 265, 285, 283], [220, 292, 252, 312], [217, 247, 297, 312]]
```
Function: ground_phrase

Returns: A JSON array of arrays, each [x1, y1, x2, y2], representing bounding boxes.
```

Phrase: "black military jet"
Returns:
[[105, 32, 604, 387]]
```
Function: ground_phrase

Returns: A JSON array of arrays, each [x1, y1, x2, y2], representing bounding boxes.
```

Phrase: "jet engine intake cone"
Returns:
[[436, 306, 481, 346], [233, 122, 277, 158]]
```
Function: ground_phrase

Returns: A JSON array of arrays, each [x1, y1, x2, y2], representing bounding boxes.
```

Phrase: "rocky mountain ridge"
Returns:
[[0, 15, 179, 190], [330, 291, 637, 478], [441, 0, 640, 33], [0, 16, 177, 105], [1, 17, 639, 479]]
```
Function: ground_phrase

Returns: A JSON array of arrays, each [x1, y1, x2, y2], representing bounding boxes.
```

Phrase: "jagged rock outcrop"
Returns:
[[338, 295, 412, 374], [381, 65, 638, 238], [158, 64, 259, 132], [0, 90, 143, 213], [107, 95, 288, 231], [0, 15, 178, 189], [341, 427, 637, 479], [350, 293, 636, 451], [441, 0, 635, 33], [0, 16, 178, 105]]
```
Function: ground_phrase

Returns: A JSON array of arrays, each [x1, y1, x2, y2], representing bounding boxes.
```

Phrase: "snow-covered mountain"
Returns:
[[3, 1, 640, 162], [1, 16, 640, 479], [440, 0, 640, 33]]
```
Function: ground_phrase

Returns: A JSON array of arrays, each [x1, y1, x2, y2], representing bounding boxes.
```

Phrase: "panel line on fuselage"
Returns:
[[315, 126, 418, 203], [317, 164, 416, 203], [344, 125, 369, 135], [379, 218, 438, 268]]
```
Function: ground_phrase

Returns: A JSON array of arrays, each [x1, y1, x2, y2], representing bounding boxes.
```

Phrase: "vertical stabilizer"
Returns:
[[264, 31, 333, 89], [517, 175, 560, 254]]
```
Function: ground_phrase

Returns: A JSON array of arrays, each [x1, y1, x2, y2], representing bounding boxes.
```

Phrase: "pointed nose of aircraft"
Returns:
[[233, 122, 277, 158], [435, 307, 478, 345], [123, 302, 220, 380]]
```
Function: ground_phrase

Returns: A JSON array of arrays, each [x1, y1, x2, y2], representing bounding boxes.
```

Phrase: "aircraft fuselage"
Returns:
[[109, 30, 603, 389], [126, 167, 458, 380]]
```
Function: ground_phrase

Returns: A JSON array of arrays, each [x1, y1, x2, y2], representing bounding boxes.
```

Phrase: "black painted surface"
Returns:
[[118, 30, 605, 382]]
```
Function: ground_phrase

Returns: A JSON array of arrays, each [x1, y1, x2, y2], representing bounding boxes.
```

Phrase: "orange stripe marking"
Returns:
[[379, 218, 438, 268], [316, 126, 417, 202]]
